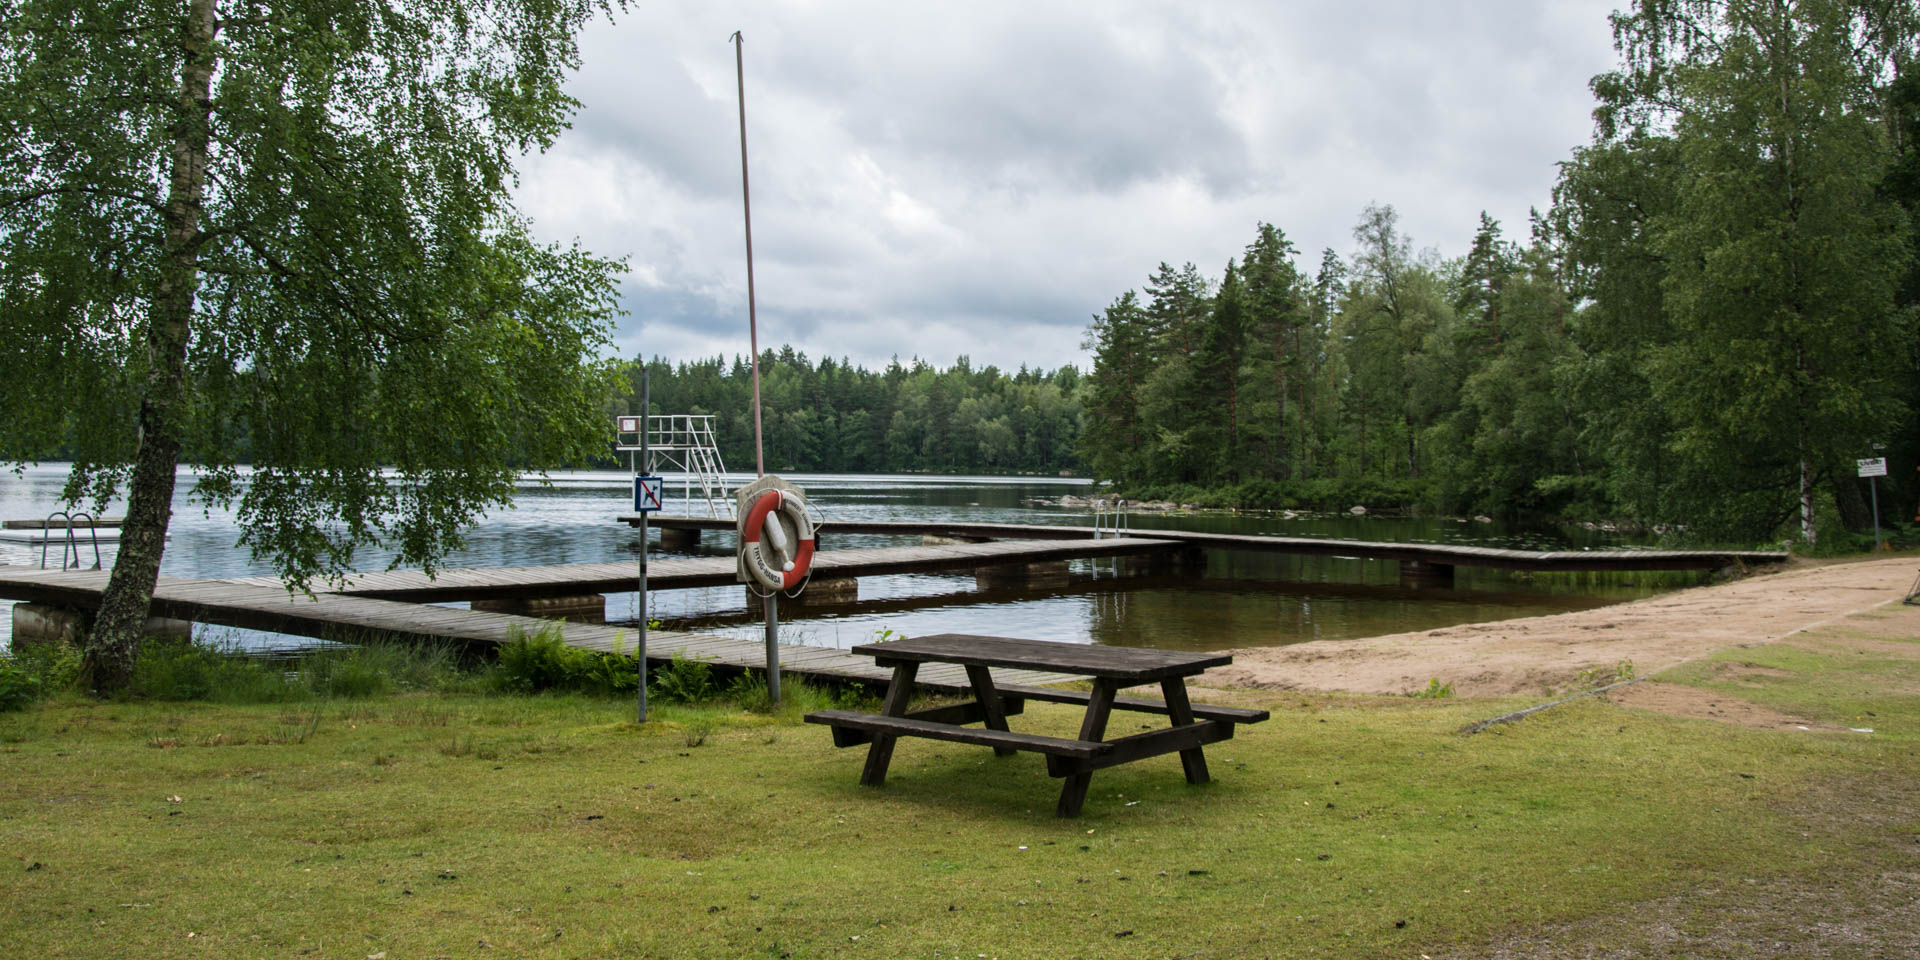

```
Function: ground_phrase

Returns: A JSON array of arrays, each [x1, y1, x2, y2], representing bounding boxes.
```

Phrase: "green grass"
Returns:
[[1653, 624, 1920, 739], [2, 656, 1916, 958]]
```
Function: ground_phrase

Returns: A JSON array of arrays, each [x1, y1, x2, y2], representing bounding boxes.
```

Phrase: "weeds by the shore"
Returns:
[[0, 624, 877, 718]]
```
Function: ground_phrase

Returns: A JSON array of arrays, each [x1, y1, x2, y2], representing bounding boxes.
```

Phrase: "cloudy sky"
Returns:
[[514, 1, 1625, 373]]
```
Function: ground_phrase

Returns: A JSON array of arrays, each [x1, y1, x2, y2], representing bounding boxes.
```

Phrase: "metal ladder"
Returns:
[[617, 414, 735, 518], [39, 510, 102, 571], [1092, 499, 1129, 539], [679, 416, 733, 518]]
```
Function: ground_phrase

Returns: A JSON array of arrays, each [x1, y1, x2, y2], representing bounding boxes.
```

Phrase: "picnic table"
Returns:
[[804, 633, 1269, 817]]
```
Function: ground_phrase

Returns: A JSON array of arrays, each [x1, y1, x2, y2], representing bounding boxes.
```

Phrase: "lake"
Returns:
[[0, 464, 1671, 654]]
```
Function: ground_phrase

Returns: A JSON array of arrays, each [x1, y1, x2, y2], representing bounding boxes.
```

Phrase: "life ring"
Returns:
[[740, 488, 815, 591]]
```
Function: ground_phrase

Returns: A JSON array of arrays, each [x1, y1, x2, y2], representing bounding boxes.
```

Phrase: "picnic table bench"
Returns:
[[805, 634, 1269, 817]]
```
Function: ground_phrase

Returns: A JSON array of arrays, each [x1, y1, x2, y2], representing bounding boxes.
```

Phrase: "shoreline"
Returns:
[[1210, 553, 1919, 699]]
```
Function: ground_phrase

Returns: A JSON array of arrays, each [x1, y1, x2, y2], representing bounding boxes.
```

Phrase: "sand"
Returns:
[[1212, 555, 1920, 699]]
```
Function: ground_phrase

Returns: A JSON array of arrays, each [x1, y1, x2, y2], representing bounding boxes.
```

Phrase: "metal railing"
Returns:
[[615, 414, 734, 518], [39, 510, 102, 571]]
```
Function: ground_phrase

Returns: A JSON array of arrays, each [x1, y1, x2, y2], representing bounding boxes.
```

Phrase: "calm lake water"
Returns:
[[0, 464, 1671, 654]]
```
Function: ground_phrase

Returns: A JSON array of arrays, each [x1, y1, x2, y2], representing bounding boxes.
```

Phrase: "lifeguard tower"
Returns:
[[615, 414, 735, 521]]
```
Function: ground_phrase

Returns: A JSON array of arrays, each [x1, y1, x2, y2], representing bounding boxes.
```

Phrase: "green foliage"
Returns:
[[620, 351, 1084, 476], [649, 654, 718, 706], [129, 637, 298, 704], [6, 641, 82, 700], [1124, 475, 1431, 513], [724, 673, 774, 714], [299, 647, 392, 700], [1073, 3, 1920, 553], [1577, 660, 1636, 690], [0, 0, 633, 586], [492, 625, 637, 697], [0, 0, 632, 693], [0, 658, 42, 712], [1414, 678, 1454, 699]]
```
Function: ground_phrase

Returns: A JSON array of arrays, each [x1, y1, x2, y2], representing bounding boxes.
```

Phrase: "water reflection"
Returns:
[[2, 464, 1668, 653]]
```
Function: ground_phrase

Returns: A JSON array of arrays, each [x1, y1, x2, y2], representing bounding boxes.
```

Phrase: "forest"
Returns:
[[1080, 1, 1920, 548], [617, 2, 1920, 550]]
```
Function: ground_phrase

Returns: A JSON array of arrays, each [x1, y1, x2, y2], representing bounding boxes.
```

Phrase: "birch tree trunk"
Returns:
[[81, 0, 216, 692]]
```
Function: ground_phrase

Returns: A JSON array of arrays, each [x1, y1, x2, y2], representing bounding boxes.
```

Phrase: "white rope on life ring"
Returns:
[[740, 488, 816, 592]]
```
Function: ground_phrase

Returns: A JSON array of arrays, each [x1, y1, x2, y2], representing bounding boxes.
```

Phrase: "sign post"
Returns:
[[633, 372, 660, 723], [1858, 457, 1888, 552]]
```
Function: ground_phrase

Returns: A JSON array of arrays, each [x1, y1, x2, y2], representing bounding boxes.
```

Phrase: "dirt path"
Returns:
[[1213, 555, 1919, 698]]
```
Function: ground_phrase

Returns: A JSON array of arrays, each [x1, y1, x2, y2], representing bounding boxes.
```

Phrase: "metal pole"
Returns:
[[764, 592, 781, 704], [1871, 475, 1882, 553], [731, 30, 765, 478], [637, 369, 650, 723], [732, 31, 778, 702]]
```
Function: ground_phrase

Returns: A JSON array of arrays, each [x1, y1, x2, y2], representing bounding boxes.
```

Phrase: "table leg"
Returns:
[[861, 662, 919, 787], [1160, 678, 1212, 785], [964, 665, 1016, 757], [1056, 679, 1117, 817]]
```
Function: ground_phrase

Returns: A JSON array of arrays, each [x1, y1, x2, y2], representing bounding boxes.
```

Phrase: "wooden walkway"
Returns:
[[626, 515, 1789, 573], [218, 537, 1183, 602], [0, 568, 1085, 693]]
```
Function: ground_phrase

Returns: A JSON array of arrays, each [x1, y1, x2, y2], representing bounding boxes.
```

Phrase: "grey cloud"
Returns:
[[564, 32, 740, 199], [522, 0, 1624, 374], [764, 10, 1253, 197]]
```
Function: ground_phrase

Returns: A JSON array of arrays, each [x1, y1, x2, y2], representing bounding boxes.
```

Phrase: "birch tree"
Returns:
[[0, 0, 629, 691]]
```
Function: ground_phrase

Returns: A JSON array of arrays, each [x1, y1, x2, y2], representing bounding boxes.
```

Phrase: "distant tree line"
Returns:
[[612, 350, 1084, 476]]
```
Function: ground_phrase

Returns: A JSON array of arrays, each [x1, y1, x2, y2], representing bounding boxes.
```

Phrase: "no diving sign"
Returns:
[[633, 476, 666, 512]]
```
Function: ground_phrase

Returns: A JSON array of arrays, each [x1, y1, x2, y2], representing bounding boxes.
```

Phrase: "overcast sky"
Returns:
[[514, 1, 1625, 374]]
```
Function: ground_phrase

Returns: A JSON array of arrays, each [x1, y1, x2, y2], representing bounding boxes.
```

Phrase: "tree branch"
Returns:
[[0, 184, 165, 214]]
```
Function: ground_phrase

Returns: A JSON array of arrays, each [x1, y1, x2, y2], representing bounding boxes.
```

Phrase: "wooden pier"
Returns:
[[2, 518, 1788, 694], [217, 536, 1184, 603], [0, 568, 1084, 693], [626, 515, 1788, 574]]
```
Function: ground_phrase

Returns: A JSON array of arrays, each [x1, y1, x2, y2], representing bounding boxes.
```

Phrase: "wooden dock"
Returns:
[[218, 536, 1184, 602], [625, 515, 1789, 573], [0, 568, 1085, 693]]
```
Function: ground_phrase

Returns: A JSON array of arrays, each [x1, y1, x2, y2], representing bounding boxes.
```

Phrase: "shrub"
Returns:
[[301, 648, 391, 699], [8, 640, 81, 699], [725, 672, 773, 713], [650, 654, 717, 705], [492, 625, 638, 697], [0, 658, 41, 712], [129, 637, 299, 703]]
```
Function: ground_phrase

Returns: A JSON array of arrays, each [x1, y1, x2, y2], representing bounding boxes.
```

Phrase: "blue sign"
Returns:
[[634, 476, 666, 513]]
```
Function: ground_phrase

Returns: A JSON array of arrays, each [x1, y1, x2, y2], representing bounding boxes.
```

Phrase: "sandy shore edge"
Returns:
[[1211, 555, 1919, 698]]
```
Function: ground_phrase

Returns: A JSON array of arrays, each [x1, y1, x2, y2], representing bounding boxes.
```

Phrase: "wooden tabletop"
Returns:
[[852, 634, 1231, 683]]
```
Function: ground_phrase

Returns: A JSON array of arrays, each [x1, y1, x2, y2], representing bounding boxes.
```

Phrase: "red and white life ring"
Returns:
[[740, 488, 815, 591]]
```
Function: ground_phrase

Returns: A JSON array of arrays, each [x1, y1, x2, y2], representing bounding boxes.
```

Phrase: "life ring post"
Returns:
[[735, 476, 817, 704]]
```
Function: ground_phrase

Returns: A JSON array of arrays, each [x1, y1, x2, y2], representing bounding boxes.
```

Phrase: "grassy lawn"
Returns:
[[2, 614, 1915, 959]]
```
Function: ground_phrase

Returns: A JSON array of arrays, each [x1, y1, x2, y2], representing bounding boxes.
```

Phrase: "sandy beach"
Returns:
[[1212, 554, 1919, 699]]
